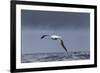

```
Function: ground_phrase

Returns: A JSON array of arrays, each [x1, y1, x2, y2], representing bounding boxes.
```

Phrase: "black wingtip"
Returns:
[[41, 36, 44, 39], [41, 35, 48, 39], [60, 39, 68, 54]]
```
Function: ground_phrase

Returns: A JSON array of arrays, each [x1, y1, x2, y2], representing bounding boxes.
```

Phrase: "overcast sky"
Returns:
[[21, 10, 90, 54]]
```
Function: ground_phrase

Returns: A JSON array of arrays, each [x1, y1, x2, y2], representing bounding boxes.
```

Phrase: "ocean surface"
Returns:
[[21, 51, 90, 63]]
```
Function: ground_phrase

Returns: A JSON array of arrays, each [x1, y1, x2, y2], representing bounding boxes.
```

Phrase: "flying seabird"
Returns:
[[41, 35, 68, 54]]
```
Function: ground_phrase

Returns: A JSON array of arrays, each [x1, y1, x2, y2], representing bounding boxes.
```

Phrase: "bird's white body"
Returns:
[[51, 35, 61, 40]]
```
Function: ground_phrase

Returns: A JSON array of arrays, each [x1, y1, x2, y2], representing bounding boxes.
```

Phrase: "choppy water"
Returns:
[[21, 51, 90, 63]]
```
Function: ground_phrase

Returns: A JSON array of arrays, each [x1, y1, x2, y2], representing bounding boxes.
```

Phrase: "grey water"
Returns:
[[21, 51, 90, 63]]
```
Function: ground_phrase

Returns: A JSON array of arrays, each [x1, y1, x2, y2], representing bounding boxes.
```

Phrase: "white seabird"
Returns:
[[41, 35, 68, 54]]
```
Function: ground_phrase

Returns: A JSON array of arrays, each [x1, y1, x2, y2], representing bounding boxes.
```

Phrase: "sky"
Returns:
[[21, 10, 90, 54]]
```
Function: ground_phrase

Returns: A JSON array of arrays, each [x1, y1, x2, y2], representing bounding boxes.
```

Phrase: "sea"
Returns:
[[21, 51, 90, 63]]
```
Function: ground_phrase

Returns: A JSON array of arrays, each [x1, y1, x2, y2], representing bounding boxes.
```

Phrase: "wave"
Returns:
[[21, 51, 90, 63]]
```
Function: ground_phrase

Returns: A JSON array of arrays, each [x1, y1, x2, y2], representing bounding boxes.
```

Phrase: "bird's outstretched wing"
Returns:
[[60, 39, 68, 53], [41, 35, 48, 39]]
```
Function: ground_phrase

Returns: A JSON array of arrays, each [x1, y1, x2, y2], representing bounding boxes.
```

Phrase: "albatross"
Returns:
[[41, 35, 68, 54]]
